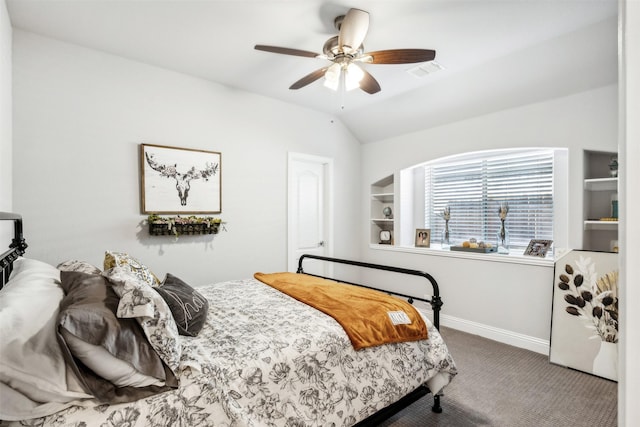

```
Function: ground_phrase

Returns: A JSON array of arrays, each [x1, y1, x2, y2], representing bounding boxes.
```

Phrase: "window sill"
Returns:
[[369, 243, 556, 267]]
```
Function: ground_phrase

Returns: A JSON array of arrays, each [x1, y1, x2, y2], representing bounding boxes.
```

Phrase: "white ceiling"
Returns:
[[7, 0, 618, 143]]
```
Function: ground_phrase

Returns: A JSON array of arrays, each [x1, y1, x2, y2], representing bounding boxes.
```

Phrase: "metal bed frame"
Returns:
[[297, 253, 444, 419], [0, 213, 446, 423], [0, 212, 28, 289]]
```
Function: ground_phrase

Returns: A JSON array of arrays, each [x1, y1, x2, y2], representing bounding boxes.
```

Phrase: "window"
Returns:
[[424, 149, 555, 250]]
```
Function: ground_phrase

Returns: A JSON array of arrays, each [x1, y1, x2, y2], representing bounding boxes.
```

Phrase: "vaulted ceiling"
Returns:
[[7, 0, 618, 143]]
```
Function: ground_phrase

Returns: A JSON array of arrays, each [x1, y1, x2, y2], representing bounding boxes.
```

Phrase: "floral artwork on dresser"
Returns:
[[550, 250, 618, 381]]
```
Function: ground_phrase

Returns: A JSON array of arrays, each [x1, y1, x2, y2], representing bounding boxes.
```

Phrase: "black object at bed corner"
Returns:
[[0, 213, 28, 289], [296, 253, 445, 417]]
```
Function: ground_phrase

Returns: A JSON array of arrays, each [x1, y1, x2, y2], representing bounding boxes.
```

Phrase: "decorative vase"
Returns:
[[592, 341, 618, 381], [608, 157, 618, 178], [442, 220, 451, 249], [497, 219, 509, 254]]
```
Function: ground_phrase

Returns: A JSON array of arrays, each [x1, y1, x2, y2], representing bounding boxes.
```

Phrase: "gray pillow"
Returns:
[[155, 273, 209, 337], [57, 259, 101, 275], [57, 271, 178, 403]]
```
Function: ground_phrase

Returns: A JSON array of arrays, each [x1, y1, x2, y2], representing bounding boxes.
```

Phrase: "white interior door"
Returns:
[[288, 153, 333, 274]]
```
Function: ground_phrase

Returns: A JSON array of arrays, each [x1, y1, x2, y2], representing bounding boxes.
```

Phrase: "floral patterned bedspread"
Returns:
[[5, 278, 457, 427]]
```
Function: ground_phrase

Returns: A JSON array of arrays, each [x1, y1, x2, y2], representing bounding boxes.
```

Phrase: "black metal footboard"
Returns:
[[296, 253, 444, 416], [296, 253, 442, 330]]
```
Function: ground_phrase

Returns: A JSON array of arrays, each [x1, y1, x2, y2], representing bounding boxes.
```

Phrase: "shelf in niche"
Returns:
[[370, 174, 395, 245], [583, 150, 618, 252], [371, 192, 394, 203], [584, 177, 618, 191], [584, 220, 618, 231]]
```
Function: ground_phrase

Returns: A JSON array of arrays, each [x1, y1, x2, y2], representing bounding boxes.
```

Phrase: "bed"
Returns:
[[0, 212, 457, 426]]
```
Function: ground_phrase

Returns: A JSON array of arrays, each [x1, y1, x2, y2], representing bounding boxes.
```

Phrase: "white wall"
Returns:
[[0, 0, 11, 211], [361, 85, 618, 351], [11, 30, 361, 286]]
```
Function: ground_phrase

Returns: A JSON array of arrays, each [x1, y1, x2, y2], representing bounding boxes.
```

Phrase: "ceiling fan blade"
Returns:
[[289, 67, 329, 90], [361, 49, 436, 64], [254, 45, 320, 58], [338, 8, 369, 54], [359, 69, 381, 94]]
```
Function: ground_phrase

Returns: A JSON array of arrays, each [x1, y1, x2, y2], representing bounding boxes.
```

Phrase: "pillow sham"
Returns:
[[57, 271, 177, 404], [60, 329, 165, 388], [103, 250, 160, 287], [103, 267, 182, 373], [0, 258, 92, 420], [156, 273, 209, 337], [57, 259, 102, 275]]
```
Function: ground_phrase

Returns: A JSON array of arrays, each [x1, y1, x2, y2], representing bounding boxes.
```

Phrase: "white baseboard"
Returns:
[[439, 314, 550, 355]]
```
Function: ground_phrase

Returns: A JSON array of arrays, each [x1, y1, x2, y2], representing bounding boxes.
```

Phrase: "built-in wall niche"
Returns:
[[583, 150, 618, 252], [370, 175, 395, 245]]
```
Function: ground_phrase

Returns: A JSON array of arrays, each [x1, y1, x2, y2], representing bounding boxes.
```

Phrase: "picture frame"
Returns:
[[415, 228, 431, 248], [140, 143, 221, 214], [524, 239, 553, 257]]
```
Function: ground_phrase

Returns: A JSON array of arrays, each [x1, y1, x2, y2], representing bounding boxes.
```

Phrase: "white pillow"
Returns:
[[7, 256, 59, 283], [60, 329, 165, 388], [0, 258, 92, 420]]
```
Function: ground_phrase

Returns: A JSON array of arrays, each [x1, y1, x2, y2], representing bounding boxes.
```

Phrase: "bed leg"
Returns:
[[431, 394, 442, 413]]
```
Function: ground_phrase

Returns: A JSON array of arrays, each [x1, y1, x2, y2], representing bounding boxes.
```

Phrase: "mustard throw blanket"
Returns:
[[254, 272, 428, 350]]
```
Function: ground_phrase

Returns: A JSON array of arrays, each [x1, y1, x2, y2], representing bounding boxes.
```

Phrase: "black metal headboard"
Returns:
[[0, 212, 28, 289], [297, 254, 443, 330]]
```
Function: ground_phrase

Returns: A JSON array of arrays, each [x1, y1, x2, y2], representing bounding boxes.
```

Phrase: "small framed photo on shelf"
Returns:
[[524, 239, 553, 257], [415, 229, 431, 248], [379, 230, 392, 245]]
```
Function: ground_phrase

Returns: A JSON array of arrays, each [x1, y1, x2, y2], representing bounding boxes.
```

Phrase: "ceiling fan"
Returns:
[[255, 8, 436, 94]]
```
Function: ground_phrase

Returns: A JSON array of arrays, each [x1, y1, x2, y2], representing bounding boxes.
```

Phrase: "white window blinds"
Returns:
[[425, 149, 554, 248]]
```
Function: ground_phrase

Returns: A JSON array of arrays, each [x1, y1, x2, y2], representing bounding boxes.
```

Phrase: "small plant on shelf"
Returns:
[[147, 214, 223, 237]]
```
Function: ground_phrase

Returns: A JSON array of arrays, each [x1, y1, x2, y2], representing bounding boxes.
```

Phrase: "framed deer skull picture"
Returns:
[[140, 143, 221, 214]]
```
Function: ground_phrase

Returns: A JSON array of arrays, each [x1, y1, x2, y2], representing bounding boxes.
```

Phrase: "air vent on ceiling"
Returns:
[[406, 61, 444, 78]]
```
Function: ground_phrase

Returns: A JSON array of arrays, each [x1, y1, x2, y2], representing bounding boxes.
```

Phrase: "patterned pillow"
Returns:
[[57, 259, 102, 275], [155, 273, 209, 337], [103, 251, 160, 287], [103, 267, 182, 373]]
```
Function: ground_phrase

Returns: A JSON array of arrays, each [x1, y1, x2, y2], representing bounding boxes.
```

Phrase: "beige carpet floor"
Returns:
[[378, 327, 617, 426]]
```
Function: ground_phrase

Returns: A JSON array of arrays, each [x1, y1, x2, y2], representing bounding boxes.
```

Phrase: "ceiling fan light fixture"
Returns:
[[344, 63, 365, 91], [323, 63, 341, 90]]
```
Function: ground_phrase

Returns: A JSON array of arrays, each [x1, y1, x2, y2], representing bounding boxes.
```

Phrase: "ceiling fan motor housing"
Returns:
[[323, 35, 363, 60]]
